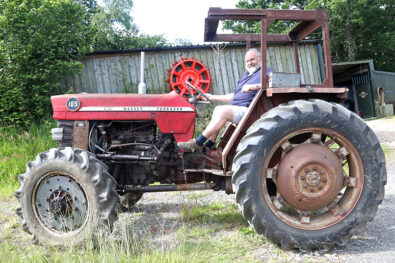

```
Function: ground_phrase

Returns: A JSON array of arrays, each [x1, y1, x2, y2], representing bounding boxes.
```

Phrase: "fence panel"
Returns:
[[61, 43, 322, 95]]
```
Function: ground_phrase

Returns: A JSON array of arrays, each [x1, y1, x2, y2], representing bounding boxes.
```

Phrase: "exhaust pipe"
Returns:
[[138, 51, 146, 94]]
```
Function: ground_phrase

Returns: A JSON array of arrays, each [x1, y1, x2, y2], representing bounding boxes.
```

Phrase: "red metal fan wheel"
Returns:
[[168, 57, 212, 99]]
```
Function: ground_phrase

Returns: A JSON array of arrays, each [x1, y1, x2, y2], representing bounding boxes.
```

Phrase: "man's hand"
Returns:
[[203, 93, 213, 101], [242, 84, 260, 93]]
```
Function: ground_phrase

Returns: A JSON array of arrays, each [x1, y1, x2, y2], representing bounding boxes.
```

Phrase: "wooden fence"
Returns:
[[61, 42, 324, 95]]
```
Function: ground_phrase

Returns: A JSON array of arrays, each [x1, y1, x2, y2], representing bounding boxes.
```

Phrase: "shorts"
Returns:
[[232, 105, 248, 124]]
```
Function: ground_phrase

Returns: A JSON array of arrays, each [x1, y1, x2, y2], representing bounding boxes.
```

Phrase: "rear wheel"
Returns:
[[14, 147, 120, 246], [232, 99, 386, 250]]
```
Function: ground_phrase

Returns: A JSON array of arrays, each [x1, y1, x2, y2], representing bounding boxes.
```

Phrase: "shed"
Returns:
[[61, 41, 324, 96], [333, 60, 395, 118]]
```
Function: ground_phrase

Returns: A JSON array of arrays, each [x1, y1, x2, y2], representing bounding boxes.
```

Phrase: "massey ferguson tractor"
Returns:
[[15, 8, 386, 251]]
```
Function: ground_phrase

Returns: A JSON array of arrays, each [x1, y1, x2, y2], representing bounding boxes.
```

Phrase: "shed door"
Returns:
[[352, 73, 374, 118]]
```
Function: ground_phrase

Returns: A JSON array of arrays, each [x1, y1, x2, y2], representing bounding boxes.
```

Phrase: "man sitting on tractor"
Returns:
[[177, 48, 272, 151]]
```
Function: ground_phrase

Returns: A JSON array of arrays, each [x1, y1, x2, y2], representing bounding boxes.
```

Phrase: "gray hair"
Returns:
[[246, 48, 261, 58]]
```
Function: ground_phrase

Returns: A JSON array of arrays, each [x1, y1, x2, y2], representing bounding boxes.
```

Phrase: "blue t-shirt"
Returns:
[[232, 67, 272, 107]]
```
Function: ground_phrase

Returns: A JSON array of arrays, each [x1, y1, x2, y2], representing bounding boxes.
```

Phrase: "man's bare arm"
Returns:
[[241, 83, 262, 93], [205, 93, 234, 103]]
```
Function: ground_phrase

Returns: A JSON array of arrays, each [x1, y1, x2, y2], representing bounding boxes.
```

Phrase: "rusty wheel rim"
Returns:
[[262, 128, 364, 230]]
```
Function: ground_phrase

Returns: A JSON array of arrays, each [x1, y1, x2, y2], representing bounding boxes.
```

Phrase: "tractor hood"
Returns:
[[51, 91, 195, 119], [51, 91, 197, 141]]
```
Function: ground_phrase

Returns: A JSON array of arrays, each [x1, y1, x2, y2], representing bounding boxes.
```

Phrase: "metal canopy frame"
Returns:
[[204, 8, 335, 92]]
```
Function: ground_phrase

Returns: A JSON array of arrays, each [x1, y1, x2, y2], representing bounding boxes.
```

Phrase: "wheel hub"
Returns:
[[276, 143, 344, 211], [297, 164, 329, 194], [34, 174, 88, 233], [305, 171, 320, 186], [48, 190, 73, 217]]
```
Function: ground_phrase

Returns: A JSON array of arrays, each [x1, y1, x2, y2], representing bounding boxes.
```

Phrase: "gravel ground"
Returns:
[[332, 163, 395, 262], [331, 117, 395, 262], [367, 118, 395, 148], [2, 117, 394, 262]]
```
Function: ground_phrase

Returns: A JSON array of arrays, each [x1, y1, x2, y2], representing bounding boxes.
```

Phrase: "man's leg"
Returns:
[[205, 133, 218, 148], [202, 105, 234, 148], [205, 105, 248, 147], [202, 105, 234, 139], [177, 105, 235, 151]]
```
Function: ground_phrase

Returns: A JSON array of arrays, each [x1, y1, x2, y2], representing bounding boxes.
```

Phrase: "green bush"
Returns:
[[0, 0, 94, 126]]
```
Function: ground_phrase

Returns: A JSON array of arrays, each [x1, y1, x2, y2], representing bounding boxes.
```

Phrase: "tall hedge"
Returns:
[[0, 0, 94, 126]]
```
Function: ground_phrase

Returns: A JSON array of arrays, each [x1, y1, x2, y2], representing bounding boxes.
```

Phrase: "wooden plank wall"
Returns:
[[61, 43, 322, 95]]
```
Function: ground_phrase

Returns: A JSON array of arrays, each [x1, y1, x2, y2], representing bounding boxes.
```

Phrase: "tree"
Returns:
[[223, 0, 394, 71], [0, 0, 95, 126], [307, 0, 394, 71], [92, 0, 169, 50], [79, 0, 99, 26], [223, 0, 310, 34], [173, 38, 193, 46]]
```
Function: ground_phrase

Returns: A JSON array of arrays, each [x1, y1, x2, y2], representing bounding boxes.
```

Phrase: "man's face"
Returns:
[[245, 51, 261, 74]]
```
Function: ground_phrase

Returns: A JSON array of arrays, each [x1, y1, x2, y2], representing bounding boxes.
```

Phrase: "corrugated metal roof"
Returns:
[[332, 60, 373, 75], [332, 59, 373, 67]]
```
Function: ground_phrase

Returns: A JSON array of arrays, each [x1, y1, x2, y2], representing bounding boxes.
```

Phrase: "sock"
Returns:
[[196, 134, 207, 146], [205, 140, 215, 148]]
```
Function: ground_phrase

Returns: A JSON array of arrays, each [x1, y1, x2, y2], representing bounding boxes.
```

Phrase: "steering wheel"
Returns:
[[185, 81, 213, 104]]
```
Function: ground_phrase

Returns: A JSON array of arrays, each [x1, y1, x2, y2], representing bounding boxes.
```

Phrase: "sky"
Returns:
[[131, 0, 240, 44]]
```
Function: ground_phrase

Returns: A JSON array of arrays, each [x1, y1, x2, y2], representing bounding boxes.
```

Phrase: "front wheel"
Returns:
[[232, 99, 386, 251], [14, 147, 120, 246]]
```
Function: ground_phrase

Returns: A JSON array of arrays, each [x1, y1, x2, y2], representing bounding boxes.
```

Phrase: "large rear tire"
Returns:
[[232, 99, 386, 251], [14, 147, 120, 246]]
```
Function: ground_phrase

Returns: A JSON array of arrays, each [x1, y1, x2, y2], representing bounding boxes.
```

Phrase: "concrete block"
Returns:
[[383, 104, 394, 117]]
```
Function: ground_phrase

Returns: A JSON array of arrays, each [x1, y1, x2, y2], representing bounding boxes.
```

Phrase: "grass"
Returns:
[[364, 115, 395, 121], [181, 201, 248, 227], [184, 192, 211, 200], [382, 144, 395, 161], [0, 231, 264, 263], [0, 119, 57, 199], [0, 199, 270, 263]]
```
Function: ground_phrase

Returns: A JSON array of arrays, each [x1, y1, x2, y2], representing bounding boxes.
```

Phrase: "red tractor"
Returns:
[[15, 8, 386, 251]]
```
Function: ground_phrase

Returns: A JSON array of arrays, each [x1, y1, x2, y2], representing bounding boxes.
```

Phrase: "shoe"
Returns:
[[177, 139, 203, 152]]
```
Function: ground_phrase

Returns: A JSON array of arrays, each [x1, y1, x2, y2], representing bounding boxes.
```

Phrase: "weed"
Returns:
[[239, 226, 256, 236], [177, 225, 215, 240], [184, 192, 211, 201], [181, 201, 248, 227], [0, 118, 57, 198], [194, 103, 215, 136], [0, 216, 263, 263]]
